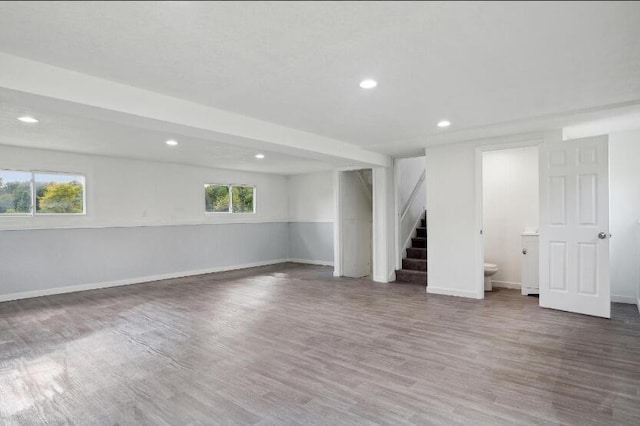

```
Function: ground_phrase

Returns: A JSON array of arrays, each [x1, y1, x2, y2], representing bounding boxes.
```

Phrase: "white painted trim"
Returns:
[[1, 220, 337, 233], [394, 158, 401, 270], [388, 270, 397, 282], [492, 280, 522, 290], [637, 296, 640, 314], [287, 258, 334, 267], [426, 286, 482, 299], [288, 219, 334, 224], [333, 169, 342, 277], [0, 259, 290, 303], [610, 295, 637, 304], [0, 219, 291, 232], [475, 137, 544, 301], [474, 146, 486, 300]]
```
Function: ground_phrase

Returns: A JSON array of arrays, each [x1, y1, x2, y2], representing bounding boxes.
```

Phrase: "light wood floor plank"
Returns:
[[1, 263, 639, 425]]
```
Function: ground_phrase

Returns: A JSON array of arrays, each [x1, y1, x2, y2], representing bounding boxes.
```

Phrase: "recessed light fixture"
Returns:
[[165, 139, 178, 146], [255, 154, 265, 159], [437, 120, 451, 128], [18, 116, 39, 123], [359, 79, 377, 89]]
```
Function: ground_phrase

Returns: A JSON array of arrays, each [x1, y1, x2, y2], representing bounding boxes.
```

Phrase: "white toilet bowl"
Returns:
[[484, 263, 499, 291]]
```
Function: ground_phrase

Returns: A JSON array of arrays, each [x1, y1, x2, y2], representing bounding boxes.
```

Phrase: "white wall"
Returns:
[[397, 156, 425, 212], [482, 147, 539, 287], [0, 144, 294, 300], [373, 166, 397, 283], [427, 131, 640, 309], [609, 129, 640, 305], [425, 141, 482, 298], [288, 171, 334, 222], [0, 144, 288, 230], [287, 171, 334, 264]]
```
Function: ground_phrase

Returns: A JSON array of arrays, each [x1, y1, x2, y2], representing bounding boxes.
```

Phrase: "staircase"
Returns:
[[395, 212, 427, 285]]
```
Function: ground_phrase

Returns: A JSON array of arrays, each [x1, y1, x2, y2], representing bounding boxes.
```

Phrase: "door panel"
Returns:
[[539, 135, 610, 318]]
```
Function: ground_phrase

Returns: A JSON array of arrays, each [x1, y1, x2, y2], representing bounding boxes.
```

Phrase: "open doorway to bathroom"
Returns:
[[481, 146, 540, 297]]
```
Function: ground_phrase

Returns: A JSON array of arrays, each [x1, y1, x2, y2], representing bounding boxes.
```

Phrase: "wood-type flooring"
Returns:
[[1, 263, 639, 425]]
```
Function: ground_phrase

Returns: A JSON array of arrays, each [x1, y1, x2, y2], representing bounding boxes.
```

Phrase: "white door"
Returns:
[[340, 170, 373, 278], [539, 135, 610, 318]]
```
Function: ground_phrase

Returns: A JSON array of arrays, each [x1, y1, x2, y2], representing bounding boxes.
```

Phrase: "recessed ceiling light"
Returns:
[[165, 139, 178, 146], [18, 116, 39, 123], [437, 120, 451, 128], [359, 79, 377, 89], [255, 154, 265, 159]]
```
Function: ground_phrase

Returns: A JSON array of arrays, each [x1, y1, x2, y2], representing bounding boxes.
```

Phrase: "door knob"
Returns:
[[598, 232, 607, 239], [522, 248, 527, 255]]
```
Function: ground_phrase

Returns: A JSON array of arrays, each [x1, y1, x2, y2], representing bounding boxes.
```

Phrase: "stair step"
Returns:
[[416, 227, 427, 238], [402, 258, 427, 272], [395, 269, 428, 285], [407, 247, 427, 259], [411, 237, 427, 248]]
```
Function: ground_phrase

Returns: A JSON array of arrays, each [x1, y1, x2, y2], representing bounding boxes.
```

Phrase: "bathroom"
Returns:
[[482, 146, 539, 294]]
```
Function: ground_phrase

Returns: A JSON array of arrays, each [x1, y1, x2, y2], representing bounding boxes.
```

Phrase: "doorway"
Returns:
[[476, 135, 612, 318], [481, 146, 540, 296], [338, 169, 373, 278]]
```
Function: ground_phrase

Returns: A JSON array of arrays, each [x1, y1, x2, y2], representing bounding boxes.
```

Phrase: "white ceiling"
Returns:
[[0, 90, 336, 175], [0, 1, 639, 159]]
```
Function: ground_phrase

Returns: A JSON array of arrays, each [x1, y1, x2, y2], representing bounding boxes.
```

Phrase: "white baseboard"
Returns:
[[492, 280, 522, 290], [637, 296, 640, 314], [611, 294, 638, 305], [0, 258, 294, 303], [287, 258, 334, 266], [427, 286, 481, 299]]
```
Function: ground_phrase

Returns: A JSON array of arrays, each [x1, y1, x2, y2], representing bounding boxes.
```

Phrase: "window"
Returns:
[[205, 184, 230, 213], [205, 184, 255, 214], [0, 170, 32, 215], [0, 169, 86, 216], [35, 173, 85, 214]]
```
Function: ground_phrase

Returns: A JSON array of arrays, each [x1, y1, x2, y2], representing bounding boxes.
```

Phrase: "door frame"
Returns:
[[333, 167, 373, 278], [334, 166, 394, 282], [474, 136, 544, 300], [335, 168, 373, 278]]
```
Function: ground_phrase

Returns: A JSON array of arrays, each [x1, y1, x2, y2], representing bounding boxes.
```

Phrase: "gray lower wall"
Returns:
[[0, 222, 289, 296], [288, 222, 334, 263], [0, 221, 335, 298]]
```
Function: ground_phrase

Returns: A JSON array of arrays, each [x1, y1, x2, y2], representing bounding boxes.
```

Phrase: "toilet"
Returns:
[[484, 263, 499, 291]]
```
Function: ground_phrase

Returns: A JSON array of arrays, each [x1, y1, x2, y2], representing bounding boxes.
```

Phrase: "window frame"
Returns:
[[204, 183, 256, 215], [0, 168, 87, 217]]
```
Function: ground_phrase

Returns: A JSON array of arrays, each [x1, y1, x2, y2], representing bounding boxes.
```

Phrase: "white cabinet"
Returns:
[[521, 233, 539, 295]]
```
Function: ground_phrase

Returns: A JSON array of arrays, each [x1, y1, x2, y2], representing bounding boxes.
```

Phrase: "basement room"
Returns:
[[1, 1, 639, 424]]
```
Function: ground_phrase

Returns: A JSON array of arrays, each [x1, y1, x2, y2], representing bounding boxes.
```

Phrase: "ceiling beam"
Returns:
[[0, 52, 391, 168]]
